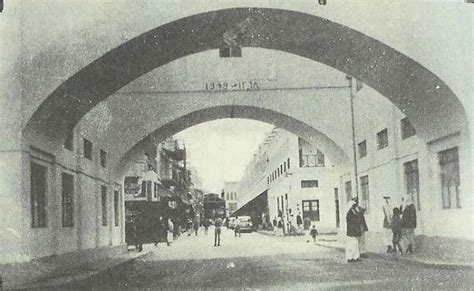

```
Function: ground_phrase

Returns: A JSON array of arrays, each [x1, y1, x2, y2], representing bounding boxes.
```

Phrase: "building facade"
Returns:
[[223, 181, 239, 217], [237, 128, 340, 233], [337, 84, 471, 251]]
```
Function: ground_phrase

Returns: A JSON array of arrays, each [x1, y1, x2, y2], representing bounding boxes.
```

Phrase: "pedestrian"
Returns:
[[135, 214, 145, 252], [187, 218, 193, 236], [193, 216, 200, 236], [382, 196, 393, 253], [400, 195, 417, 253], [352, 197, 368, 258], [346, 200, 362, 262], [167, 218, 174, 245], [391, 207, 403, 255], [310, 225, 319, 243], [214, 216, 223, 246], [155, 216, 167, 247], [296, 213, 303, 227], [234, 222, 241, 237], [203, 218, 210, 235], [303, 217, 311, 231]]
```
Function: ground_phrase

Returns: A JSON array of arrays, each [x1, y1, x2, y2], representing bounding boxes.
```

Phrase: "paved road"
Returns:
[[57, 228, 472, 290]]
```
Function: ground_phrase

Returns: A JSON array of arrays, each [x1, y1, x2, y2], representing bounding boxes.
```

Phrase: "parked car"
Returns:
[[235, 216, 253, 232], [228, 217, 237, 229]]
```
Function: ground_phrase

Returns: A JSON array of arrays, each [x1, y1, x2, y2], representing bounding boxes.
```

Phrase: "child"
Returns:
[[391, 207, 403, 255], [310, 225, 319, 243]]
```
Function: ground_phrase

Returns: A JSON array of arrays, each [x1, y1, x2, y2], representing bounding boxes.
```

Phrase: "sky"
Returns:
[[174, 118, 274, 193]]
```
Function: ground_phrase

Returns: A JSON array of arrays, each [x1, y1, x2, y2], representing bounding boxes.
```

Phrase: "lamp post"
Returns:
[[346, 76, 361, 198], [282, 172, 293, 235]]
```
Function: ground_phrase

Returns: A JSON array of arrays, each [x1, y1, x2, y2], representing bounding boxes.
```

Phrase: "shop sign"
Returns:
[[124, 176, 142, 196]]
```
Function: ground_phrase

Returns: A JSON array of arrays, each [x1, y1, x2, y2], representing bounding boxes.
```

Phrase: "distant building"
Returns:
[[223, 181, 239, 216], [188, 165, 203, 190]]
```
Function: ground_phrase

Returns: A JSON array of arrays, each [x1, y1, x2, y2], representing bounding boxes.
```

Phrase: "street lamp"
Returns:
[[281, 172, 293, 235]]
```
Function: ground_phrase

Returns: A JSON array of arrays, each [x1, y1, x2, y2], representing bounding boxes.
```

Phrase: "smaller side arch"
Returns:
[[113, 105, 351, 180]]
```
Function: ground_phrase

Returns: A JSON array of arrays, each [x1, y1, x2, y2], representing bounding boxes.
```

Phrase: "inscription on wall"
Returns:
[[205, 81, 259, 91]]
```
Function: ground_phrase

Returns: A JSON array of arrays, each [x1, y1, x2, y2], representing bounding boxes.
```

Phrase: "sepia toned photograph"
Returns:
[[0, 0, 472, 289]]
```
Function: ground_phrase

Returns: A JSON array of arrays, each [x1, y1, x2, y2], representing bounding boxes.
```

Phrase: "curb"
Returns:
[[313, 242, 474, 269], [256, 231, 474, 269], [14, 250, 153, 290]]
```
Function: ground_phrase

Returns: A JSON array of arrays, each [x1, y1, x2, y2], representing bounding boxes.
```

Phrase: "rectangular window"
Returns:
[[360, 175, 370, 213], [141, 181, 146, 197], [316, 150, 325, 167], [280, 165, 283, 175], [31, 162, 48, 228], [307, 155, 316, 167], [345, 181, 352, 202], [219, 46, 242, 58], [100, 149, 107, 167], [83, 138, 93, 160], [64, 132, 74, 151], [61, 173, 74, 227], [277, 168, 280, 176], [101, 185, 108, 226], [299, 152, 325, 167], [358, 140, 367, 158], [334, 188, 340, 228], [376, 128, 389, 150], [283, 162, 287, 172], [153, 182, 158, 198], [287, 158, 290, 169], [277, 197, 280, 215], [404, 159, 420, 210], [439, 147, 461, 209], [302, 200, 320, 221], [267, 177, 270, 184], [146, 181, 152, 199], [401, 117, 416, 140], [114, 190, 120, 227], [301, 180, 319, 188]]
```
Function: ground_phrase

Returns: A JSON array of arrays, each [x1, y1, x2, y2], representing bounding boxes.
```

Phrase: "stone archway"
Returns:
[[24, 7, 469, 149]]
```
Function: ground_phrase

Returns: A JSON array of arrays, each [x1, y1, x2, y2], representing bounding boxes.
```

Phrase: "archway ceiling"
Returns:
[[23, 7, 468, 156]]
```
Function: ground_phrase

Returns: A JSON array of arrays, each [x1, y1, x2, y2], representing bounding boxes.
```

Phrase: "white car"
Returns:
[[235, 216, 253, 232]]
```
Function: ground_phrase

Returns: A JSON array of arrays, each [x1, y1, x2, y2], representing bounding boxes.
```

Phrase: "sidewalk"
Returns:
[[256, 229, 474, 268], [8, 246, 153, 290]]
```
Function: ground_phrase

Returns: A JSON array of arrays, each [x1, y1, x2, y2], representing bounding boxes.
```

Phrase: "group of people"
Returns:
[[382, 195, 417, 255], [345, 195, 417, 263], [185, 216, 224, 247]]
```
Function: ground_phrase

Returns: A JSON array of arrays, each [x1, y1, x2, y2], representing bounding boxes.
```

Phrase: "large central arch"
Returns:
[[24, 7, 468, 148]]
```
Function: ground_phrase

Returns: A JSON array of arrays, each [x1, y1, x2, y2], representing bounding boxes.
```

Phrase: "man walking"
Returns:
[[203, 218, 210, 235], [382, 196, 393, 253], [193, 216, 200, 236], [352, 197, 368, 258], [214, 216, 223, 246], [400, 195, 417, 253]]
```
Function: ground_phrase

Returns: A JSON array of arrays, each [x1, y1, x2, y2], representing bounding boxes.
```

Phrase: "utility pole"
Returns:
[[348, 76, 360, 198]]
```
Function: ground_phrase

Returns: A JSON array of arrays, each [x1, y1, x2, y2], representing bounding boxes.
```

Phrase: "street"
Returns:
[[53, 228, 473, 290]]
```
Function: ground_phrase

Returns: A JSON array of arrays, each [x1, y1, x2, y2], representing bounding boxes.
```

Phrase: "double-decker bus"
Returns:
[[203, 193, 225, 221]]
